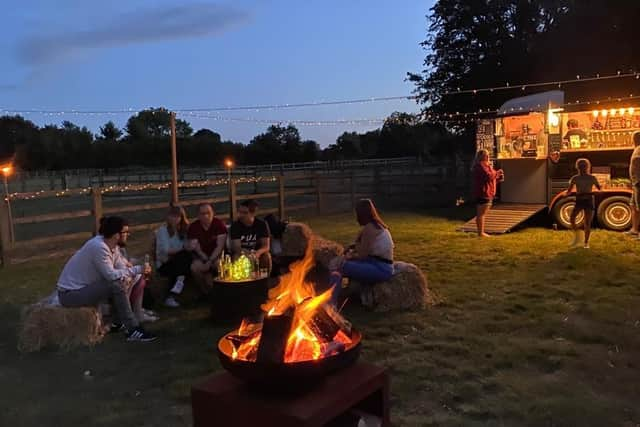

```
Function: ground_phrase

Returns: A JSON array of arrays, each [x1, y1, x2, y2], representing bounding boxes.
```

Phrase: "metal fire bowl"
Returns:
[[217, 329, 362, 389]]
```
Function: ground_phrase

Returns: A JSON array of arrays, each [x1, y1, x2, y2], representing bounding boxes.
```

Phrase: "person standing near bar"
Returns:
[[627, 132, 640, 238], [566, 158, 601, 249], [471, 149, 504, 237]]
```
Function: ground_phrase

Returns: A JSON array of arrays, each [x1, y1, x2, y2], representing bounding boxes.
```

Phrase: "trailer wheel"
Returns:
[[597, 196, 632, 231], [552, 197, 584, 229]]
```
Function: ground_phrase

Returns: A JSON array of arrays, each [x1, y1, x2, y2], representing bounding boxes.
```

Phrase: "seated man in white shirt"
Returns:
[[56, 216, 156, 342]]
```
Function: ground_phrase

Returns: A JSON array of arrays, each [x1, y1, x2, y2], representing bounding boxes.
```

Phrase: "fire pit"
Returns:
[[217, 244, 361, 387]]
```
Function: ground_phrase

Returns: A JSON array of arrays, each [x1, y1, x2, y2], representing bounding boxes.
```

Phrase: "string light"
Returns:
[[1, 70, 638, 117], [7, 176, 277, 201]]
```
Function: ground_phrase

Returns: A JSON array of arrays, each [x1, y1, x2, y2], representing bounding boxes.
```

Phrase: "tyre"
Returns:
[[597, 196, 632, 231], [552, 197, 584, 229]]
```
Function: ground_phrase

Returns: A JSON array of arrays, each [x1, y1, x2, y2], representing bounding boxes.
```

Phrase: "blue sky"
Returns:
[[1, 1, 433, 146]]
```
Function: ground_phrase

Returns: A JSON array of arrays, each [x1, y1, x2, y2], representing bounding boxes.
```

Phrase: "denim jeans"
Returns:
[[329, 257, 394, 305]]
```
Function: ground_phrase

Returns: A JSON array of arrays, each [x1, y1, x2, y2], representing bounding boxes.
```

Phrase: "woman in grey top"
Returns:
[[328, 199, 394, 307]]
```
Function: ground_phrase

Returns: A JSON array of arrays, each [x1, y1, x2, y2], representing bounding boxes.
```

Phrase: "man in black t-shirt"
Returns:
[[230, 199, 271, 271]]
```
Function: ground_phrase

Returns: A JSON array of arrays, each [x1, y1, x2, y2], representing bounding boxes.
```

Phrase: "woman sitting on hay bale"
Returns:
[[328, 199, 394, 306]]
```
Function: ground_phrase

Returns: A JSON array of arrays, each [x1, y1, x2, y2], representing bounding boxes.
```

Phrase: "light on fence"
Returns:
[[224, 158, 234, 169], [1, 165, 12, 177]]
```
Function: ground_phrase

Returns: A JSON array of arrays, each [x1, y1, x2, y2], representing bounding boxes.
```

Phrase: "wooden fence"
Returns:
[[0, 166, 457, 266]]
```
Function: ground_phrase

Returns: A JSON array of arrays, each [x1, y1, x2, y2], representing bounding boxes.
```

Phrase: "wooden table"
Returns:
[[191, 362, 390, 427], [210, 276, 270, 323]]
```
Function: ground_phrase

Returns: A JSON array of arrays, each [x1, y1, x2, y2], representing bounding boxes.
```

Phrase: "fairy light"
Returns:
[[6, 176, 277, 201]]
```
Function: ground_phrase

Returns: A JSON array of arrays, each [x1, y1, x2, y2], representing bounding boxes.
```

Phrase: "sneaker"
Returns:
[[624, 230, 638, 236], [583, 243, 590, 249], [109, 323, 126, 334], [170, 279, 185, 295], [164, 296, 180, 308], [126, 327, 157, 342], [142, 308, 158, 317], [137, 312, 159, 323]]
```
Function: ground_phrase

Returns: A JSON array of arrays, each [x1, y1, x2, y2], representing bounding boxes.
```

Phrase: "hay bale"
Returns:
[[311, 236, 344, 270], [280, 222, 313, 257], [371, 262, 434, 312], [18, 304, 105, 352]]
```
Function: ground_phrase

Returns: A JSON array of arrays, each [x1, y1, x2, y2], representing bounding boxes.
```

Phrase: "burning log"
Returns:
[[308, 305, 342, 343], [324, 304, 353, 338], [256, 308, 294, 364]]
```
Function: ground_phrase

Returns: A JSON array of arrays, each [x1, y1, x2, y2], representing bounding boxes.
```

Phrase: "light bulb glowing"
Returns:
[[601, 110, 608, 117], [592, 110, 599, 118]]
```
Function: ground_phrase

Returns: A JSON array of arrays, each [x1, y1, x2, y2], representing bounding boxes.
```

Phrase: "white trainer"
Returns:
[[164, 296, 180, 308], [170, 278, 185, 295]]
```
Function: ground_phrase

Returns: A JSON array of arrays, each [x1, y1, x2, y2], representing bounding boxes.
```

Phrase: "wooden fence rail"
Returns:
[[0, 167, 454, 266]]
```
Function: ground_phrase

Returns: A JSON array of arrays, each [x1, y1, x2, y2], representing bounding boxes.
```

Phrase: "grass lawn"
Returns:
[[1, 209, 639, 426]]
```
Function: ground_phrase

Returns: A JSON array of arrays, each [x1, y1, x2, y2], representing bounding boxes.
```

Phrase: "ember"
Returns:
[[219, 243, 358, 369]]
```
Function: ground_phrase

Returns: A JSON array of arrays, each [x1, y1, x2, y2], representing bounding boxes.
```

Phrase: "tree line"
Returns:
[[0, 109, 458, 171], [410, 0, 640, 127]]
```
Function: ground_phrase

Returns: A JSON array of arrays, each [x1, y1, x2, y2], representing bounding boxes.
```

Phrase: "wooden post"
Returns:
[[350, 171, 357, 210], [278, 175, 285, 220], [170, 111, 179, 206], [229, 179, 237, 222], [315, 174, 324, 214], [91, 186, 103, 236], [0, 198, 12, 266]]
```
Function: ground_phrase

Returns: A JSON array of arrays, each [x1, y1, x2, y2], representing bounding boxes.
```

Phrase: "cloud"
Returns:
[[18, 3, 250, 66]]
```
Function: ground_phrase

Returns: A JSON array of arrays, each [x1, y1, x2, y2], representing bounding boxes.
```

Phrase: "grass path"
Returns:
[[1, 210, 639, 426]]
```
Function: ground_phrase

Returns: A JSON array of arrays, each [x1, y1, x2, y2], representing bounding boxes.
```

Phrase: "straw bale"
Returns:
[[311, 236, 344, 270], [371, 262, 434, 312], [280, 222, 313, 257], [18, 304, 105, 352]]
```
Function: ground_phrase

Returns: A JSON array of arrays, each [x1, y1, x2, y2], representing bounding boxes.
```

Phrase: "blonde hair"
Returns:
[[472, 149, 489, 170], [575, 158, 591, 175]]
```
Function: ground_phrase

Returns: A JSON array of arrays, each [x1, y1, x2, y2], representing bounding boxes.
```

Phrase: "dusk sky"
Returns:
[[1, 1, 433, 147]]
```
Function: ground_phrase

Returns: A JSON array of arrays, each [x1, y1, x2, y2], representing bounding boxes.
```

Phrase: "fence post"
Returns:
[[0, 198, 13, 266], [229, 179, 237, 222], [278, 175, 286, 220], [350, 171, 356, 210], [373, 167, 381, 200], [91, 186, 103, 236], [315, 174, 325, 214]]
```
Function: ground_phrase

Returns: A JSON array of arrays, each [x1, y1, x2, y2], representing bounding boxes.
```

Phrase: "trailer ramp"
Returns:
[[459, 203, 547, 234]]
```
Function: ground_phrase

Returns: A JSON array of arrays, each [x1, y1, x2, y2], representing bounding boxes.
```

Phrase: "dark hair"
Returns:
[[198, 203, 214, 213], [567, 119, 579, 128], [634, 131, 640, 147], [575, 158, 591, 174], [240, 199, 259, 213], [99, 216, 128, 238], [167, 205, 189, 238], [355, 199, 388, 229]]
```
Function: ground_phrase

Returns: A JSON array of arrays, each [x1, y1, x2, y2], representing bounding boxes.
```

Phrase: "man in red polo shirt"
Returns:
[[187, 203, 227, 294]]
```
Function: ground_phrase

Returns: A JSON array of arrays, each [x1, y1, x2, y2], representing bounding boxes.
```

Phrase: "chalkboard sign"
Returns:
[[476, 119, 495, 158], [549, 134, 562, 154]]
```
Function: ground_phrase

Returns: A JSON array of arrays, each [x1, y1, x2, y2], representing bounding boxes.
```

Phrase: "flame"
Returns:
[[228, 243, 353, 363]]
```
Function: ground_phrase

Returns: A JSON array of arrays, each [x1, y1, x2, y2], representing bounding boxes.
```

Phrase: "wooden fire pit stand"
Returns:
[[191, 362, 390, 427]]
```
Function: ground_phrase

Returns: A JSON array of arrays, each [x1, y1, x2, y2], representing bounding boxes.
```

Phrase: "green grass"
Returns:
[[1, 210, 640, 426]]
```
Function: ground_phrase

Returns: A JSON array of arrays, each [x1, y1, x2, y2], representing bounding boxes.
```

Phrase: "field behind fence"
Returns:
[[0, 158, 468, 266]]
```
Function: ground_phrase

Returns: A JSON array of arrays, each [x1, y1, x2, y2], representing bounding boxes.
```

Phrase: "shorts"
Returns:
[[631, 185, 640, 209], [574, 195, 595, 211], [476, 197, 492, 206]]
